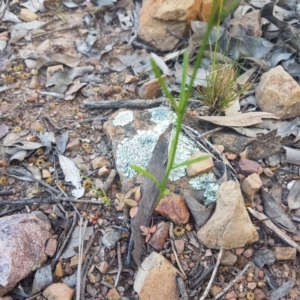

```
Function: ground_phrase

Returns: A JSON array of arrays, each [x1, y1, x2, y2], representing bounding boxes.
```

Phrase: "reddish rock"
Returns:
[[235, 248, 244, 256], [149, 222, 170, 251], [239, 159, 262, 176], [226, 153, 238, 160], [97, 261, 109, 274], [155, 193, 190, 225], [254, 288, 266, 300], [45, 238, 57, 257], [243, 248, 254, 258], [42, 283, 74, 300], [0, 212, 50, 296], [99, 84, 113, 96], [138, 77, 163, 99], [174, 239, 185, 254], [66, 138, 80, 151], [225, 292, 237, 299], [55, 262, 64, 278]]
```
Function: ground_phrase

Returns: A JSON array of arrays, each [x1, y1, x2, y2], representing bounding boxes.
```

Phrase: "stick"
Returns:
[[84, 99, 168, 109], [248, 208, 300, 252], [176, 274, 188, 300], [169, 223, 186, 279], [215, 262, 253, 299], [0, 190, 15, 196], [200, 247, 224, 300], [114, 242, 122, 288], [104, 169, 117, 193]]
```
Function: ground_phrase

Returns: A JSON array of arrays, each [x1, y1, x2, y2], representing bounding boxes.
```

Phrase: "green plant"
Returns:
[[130, 0, 239, 206]]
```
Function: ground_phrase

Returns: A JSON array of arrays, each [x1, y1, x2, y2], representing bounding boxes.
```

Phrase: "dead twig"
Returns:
[[215, 262, 253, 299], [104, 169, 117, 193], [248, 208, 300, 252], [0, 190, 15, 196], [169, 222, 186, 279], [114, 242, 122, 288], [199, 247, 224, 300], [176, 274, 188, 300], [84, 99, 168, 109]]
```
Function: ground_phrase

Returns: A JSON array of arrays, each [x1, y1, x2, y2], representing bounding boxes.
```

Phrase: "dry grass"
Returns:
[[198, 63, 245, 111]]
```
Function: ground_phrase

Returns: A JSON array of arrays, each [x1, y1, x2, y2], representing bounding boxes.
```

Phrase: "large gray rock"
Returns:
[[197, 181, 259, 249], [0, 212, 51, 296], [256, 66, 300, 119]]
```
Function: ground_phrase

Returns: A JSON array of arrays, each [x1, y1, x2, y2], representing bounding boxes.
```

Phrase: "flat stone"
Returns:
[[230, 10, 262, 36], [256, 65, 300, 119], [125, 75, 138, 83], [107, 288, 121, 300], [149, 222, 170, 251], [0, 212, 50, 296], [42, 169, 51, 179], [239, 159, 262, 176], [99, 84, 113, 96], [19, 8, 38, 22], [69, 254, 86, 268], [253, 249, 276, 267], [138, 77, 163, 99], [210, 285, 222, 297], [45, 238, 57, 257], [247, 282, 257, 290], [66, 138, 80, 151], [217, 250, 237, 266], [42, 283, 74, 300], [242, 173, 262, 201], [186, 152, 214, 177], [174, 239, 185, 254], [134, 252, 180, 300], [92, 156, 109, 170], [155, 193, 190, 225], [275, 247, 297, 261], [226, 153, 238, 160], [55, 262, 64, 277], [197, 181, 259, 249], [97, 261, 109, 274], [211, 131, 254, 155], [254, 288, 266, 300]]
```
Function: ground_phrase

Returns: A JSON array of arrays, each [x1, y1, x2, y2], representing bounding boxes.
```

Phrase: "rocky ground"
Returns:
[[1, 0, 300, 299]]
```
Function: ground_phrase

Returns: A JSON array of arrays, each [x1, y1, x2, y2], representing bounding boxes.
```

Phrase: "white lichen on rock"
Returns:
[[113, 110, 134, 126], [189, 173, 219, 204]]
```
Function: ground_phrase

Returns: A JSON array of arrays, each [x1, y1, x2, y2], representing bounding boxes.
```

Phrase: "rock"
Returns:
[[211, 131, 254, 155], [138, 77, 163, 99], [217, 250, 237, 266], [186, 152, 214, 177], [55, 262, 64, 278], [97, 261, 109, 274], [256, 66, 300, 119], [149, 222, 170, 251], [0, 297, 13, 300], [174, 239, 185, 254], [98, 166, 110, 177], [42, 283, 74, 300], [274, 247, 297, 261], [230, 10, 262, 36], [99, 84, 113, 96], [134, 252, 180, 300], [254, 288, 266, 300], [210, 285, 222, 297], [19, 8, 38, 21], [102, 229, 121, 249], [264, 153, 281, 167], [107, 288, 121, 300], [66, 138, 80, 151], [243, 248, 254, 258], [225, 292, 237, 299], [92, 156, 109, 170], [247, 282, 257, 290], [45, 238, 57, 257], [69, 254, 86, 268], [253, 249, 276, 267], [197, 181, 259, 249], [242, 173, 262, 201], [155, 193, 190, 225], [239, 159, 262, 176], [125, 75, 138, 83], [0, 213, 51, 296], [42, 169, 51, 179], [226, 153, 238, 160]]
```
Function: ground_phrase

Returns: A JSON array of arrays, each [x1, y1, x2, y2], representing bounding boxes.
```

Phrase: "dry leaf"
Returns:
[[197, 112, 279, 127]]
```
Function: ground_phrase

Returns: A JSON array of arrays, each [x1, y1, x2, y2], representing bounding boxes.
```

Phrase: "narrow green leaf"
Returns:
[[130, 164, 161, 189], [150, 59, 178, 112], [178, 51, 189, 112], [172, 155, 210, 170]]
